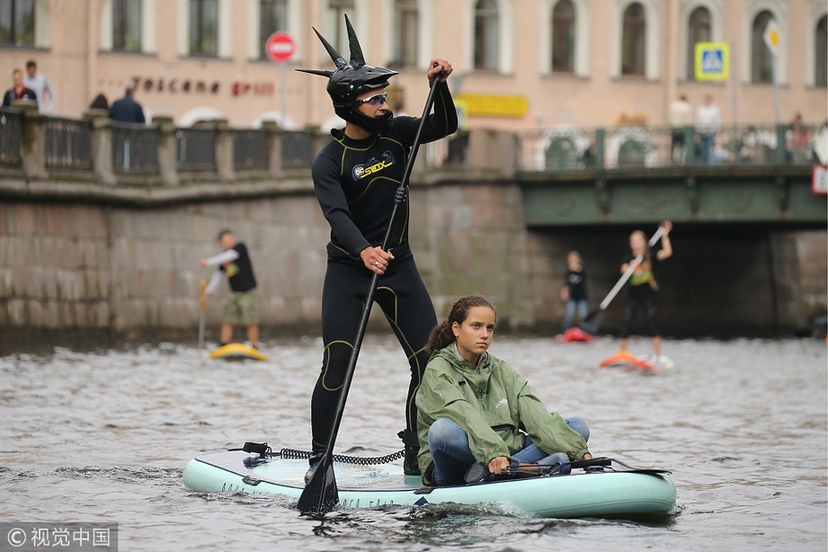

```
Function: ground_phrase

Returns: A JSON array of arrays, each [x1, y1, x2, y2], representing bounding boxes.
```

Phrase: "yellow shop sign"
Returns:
[[456, 93, 529, 118]]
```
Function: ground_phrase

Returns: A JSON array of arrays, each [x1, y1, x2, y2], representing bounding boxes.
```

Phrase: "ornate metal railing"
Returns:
[[282, 130, 315, 169], [176, 128, 216, 171], [516, 123, 826, 172], [111, 123, 160, 175], [0, 108, 23, 166], [44, 117, 92, 170], [233, 129, 268, 171]]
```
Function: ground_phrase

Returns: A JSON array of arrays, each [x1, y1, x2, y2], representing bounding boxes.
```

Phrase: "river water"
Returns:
[[1, 334, 825, 551]]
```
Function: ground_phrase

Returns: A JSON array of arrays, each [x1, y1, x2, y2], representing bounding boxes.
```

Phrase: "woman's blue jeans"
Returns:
[[563, 299, 588, 330], [428, 417, 590, 486]]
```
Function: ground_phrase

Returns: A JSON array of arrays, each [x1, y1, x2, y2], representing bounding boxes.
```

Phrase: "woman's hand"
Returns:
[[487, 456, 510, 475], [360, 246, 394, 275]]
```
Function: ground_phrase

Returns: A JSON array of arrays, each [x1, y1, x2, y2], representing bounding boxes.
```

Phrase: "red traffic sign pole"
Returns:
[[265, 31, 295, 63], [264, 32, 295, 128]]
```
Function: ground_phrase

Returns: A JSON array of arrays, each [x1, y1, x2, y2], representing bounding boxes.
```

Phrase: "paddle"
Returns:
[[197, 279, 207, 353], [579, 226, 666, 335], [467, 457, 672, 483], [298, 68, 444, 515]]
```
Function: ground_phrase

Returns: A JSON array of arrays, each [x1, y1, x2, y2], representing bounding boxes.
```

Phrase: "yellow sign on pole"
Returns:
[[763, 20, 780, 57], [694, 42, 730, 81], [456, 93, 529, 118]]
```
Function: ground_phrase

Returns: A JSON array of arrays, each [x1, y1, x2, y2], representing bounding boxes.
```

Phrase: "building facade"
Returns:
[[0, 0, 825, 131]]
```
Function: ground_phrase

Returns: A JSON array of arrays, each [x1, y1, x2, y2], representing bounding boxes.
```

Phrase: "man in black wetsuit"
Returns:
[[297, 15, 457, 476]]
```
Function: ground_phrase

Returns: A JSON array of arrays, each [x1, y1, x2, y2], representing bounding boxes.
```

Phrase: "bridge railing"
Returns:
[[44, 116, 93, 171], [0, 107, 23, 167], [112, 122, 160, 175], [516, 123, 825, 171], [0, 101, 823, 186]]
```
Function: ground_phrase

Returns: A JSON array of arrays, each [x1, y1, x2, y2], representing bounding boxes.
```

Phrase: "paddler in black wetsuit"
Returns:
[[297, 14, 458, 477]]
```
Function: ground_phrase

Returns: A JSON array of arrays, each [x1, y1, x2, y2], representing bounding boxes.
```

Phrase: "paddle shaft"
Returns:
[[299, 69, 444, 514], [597, 226, 665, 310], [198, 279, 207, 352]]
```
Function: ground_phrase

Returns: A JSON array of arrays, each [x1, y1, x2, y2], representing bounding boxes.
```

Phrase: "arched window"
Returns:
[[551, 0, 575, 73], [817, 16, 827, 87], [259, 0, 287, 59], [751, 11, 774, 84], [0, 0, 35, 46], [328, 0, 354, 55], [621, 3, 646, 76], [393, 0, 418, 68], [189, 0, 218, 56], [474, 0, 498, 70], [686, 7, 711, 80], [113, 0, 142, 51]]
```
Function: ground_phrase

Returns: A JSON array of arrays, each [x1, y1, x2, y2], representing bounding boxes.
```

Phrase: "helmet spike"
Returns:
[[313, 26, 348, 70], [344, 14, 365, 68]]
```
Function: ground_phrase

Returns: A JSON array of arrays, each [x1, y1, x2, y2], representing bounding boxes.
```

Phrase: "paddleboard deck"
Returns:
[[208, 343, 268, 361], [599, 350, 663, 371], [555, 327, 596, 343], [183, 449, 676, 519]]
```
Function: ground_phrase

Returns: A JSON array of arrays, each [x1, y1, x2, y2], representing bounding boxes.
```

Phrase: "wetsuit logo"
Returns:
[[353, 151, 395, 180]]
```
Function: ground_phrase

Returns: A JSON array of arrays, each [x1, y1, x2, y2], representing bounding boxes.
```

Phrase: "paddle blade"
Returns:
[[579, 309, 604, 335], [297, 457, 339, 515]]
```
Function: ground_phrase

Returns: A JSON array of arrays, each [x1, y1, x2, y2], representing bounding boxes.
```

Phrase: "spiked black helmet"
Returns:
[[297, 14, 398, 131]]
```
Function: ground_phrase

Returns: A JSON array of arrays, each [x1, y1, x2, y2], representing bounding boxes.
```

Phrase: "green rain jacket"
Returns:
[[416, 345, 590, 484]]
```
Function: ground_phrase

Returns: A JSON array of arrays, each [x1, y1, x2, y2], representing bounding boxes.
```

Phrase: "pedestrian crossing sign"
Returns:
[[694, 42, 730, 81]]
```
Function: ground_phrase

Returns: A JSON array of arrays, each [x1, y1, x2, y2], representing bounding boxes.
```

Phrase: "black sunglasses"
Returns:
[[354, 92, 389, 106]]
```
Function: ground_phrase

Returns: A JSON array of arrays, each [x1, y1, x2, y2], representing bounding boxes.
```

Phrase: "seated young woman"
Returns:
[[415, 295, 592, 486]]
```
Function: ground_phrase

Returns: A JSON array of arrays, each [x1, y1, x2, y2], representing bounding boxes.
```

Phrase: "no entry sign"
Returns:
[[266, 32, 295, 63]]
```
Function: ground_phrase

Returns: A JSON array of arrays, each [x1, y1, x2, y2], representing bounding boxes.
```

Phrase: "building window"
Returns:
[[621, 3, 646, 76], [750, 11, 775, 84], [0, 0, 35, 46], [392, 0, 418, 68], [259, 0, 287, 59], [113, 0, 142, 51], [686, 6, 710, 81], [189, 0, 218, 56], [551, 0, 575, 73], [328, 0, 354, 55], [817, 16, 827, 88], [474, 0, 499, 70]]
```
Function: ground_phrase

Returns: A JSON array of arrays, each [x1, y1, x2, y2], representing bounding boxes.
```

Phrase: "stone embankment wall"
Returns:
[[1, 177, 826, 351]]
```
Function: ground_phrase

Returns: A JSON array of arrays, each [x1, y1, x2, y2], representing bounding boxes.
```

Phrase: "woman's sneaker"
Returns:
[[464, 463, 490, 483]]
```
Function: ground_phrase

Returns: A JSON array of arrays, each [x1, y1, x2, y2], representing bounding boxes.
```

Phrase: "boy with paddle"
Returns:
[[297, 14, 457, 502]]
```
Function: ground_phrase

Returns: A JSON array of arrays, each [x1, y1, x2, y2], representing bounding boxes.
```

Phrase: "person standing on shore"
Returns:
[[2, 69, 37, 107], [23, 60, 56, 114]]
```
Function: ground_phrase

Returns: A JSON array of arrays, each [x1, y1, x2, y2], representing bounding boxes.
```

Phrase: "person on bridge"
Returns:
[[199, 229, 260, 349], [297, 14, 457, 478], [618, 221, 673, 360], [109, 85, 146, 124], [415, 295, 592, 486], [2, 69, 37, 107]]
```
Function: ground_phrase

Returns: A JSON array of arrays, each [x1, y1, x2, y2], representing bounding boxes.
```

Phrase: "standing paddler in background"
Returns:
[[618, 221, 673, 360], [199, 229, 260, 349], [297, 15, 457, 478]]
